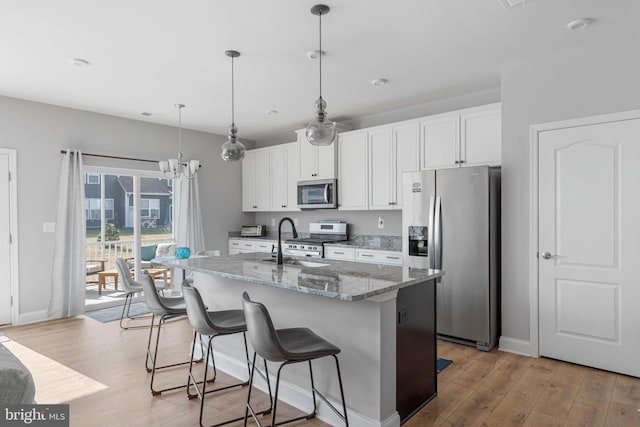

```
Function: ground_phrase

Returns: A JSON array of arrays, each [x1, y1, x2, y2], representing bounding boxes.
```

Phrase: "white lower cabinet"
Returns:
[[228, 239, 276, 255], [355, 249, 403, 266], [325, 246, 402, 266], [324, 246, 356, 261]]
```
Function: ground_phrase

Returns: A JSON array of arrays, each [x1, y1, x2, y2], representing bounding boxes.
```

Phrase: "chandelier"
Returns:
[[159, 104, 200, 179]]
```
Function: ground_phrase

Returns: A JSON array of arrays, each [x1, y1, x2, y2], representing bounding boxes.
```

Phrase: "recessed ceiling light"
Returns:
[[69, 58, 90, 67], [141, 112, 153, 117], [567, 18, 593, 30], [307, 49, 325, 60], [372, 78, 388, 86], [265, 110, 279, 115]]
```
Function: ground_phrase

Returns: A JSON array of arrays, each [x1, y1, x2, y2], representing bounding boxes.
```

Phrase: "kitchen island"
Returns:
[[164, 253, 443, 427]]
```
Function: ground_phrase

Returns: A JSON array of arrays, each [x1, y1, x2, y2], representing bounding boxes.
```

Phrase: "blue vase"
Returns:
[[176, 247, 191, 259]]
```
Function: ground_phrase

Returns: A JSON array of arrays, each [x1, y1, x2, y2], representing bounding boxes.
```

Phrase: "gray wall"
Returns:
[[500, 38, 640, 346], [0, 95, 252, 319]]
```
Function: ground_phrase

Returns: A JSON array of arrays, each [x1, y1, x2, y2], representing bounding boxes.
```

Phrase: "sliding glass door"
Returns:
[[84, 167, 175, 310]]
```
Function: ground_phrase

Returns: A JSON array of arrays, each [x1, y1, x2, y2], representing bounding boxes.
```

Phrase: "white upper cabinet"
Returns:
[[296, 129, 337, 180], [421, 103, 501, 170], [270, 145, 287, 211], [270, 142, 299, 211], [242, 148, 271, 211], [338, 130, 368, 210], [368, 128, 393, 210], [369, 121, 420, 210], [460, 106, 501, 167], [244, 143, 299, 213], [421, 115, 460, 170], [393, 122, 420, 208], [242, 150, 257, 211]]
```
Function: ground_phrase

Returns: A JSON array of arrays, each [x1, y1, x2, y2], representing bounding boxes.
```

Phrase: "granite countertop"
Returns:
[[162, 253, 442, 301], [229, 233, 402, 251]]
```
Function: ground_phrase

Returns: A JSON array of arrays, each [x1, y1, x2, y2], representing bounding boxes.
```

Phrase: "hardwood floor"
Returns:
[[2, 317, 639, 426]]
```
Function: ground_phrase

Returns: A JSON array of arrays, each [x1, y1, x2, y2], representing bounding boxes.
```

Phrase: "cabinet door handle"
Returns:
[[454, 160, 460, 164], [361, 254, 373, 257], [459, 160, 465, 164], [386, 256, 400, 260], [334, 251, 344, 255]]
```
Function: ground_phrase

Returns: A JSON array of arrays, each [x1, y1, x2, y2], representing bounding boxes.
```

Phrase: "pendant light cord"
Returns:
[[231, 55, 235, 126], [177, 105, 183, 157], [319, 11, 323, 99]]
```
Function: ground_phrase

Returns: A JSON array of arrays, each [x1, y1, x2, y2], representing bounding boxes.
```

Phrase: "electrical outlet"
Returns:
[[271, 218, 276, 226], [377, 216, 384, 229], [43, 222, 56, 233], [294, 218, 299, 226]]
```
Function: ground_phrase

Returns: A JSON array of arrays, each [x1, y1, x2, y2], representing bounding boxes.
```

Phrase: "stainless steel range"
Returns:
[[284, 221, 348, 258]]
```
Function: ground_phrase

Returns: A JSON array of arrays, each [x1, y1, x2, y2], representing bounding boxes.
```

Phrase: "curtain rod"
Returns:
[[59, 150, 159, 164]]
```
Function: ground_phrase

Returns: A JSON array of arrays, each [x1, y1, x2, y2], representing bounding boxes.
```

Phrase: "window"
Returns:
[[85, 173, 101, 184], [140, 199, 160, 219], [85, 198, 114, 220]]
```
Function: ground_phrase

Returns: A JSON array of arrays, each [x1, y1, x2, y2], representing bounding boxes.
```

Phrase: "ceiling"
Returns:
[[1, 0, 638, 142]]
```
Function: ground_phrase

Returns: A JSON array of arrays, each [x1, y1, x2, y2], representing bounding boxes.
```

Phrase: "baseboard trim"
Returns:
[[17, 310, 48, 325], [209, 348, 400, 427], [499, 336, 534, 357]]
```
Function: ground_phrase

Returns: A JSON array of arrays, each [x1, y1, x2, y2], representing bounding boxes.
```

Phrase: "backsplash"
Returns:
[[253, 210, 402, 236]]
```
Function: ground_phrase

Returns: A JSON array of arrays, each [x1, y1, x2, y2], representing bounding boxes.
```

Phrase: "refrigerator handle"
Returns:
[[434, 196, 442, 270], [428, 196, 435, 269]]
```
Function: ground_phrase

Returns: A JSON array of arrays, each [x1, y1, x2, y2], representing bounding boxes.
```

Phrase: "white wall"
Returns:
[[500, 39, 640, 347], [0, 95, 253, 321]]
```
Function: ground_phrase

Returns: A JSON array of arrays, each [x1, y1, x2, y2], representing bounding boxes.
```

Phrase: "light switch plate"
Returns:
[[43, 222, 56, 233]]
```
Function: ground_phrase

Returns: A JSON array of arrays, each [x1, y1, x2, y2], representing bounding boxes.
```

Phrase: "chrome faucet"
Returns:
[[277, 217, 298, 265]]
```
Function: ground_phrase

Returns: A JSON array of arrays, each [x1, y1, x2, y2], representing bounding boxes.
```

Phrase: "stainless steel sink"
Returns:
[[262, 258, 329, 268]]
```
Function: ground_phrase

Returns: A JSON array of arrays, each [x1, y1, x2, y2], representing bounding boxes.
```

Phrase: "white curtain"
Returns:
[[48, 149, 86, 319], [176, 174, 205, 254]]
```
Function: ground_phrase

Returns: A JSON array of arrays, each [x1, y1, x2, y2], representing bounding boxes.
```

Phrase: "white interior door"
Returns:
[[0, 153, 11, 325], [538, 118, 640, 377]]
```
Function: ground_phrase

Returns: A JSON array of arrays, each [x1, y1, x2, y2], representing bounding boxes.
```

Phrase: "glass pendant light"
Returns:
[[221, 50, 246, 161], [159, 104, 200, 179], [306, 4, 337, 146]]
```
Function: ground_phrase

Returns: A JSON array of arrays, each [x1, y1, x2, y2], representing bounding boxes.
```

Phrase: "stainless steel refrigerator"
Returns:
[[402, 166, 500, 351]]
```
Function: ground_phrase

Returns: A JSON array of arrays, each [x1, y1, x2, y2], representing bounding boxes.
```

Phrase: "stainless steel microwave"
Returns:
[[297, 179, 338, 209]]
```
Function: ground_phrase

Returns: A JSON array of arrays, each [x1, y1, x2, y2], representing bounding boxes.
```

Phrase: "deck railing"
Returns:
[[85, 238, 175, 271]]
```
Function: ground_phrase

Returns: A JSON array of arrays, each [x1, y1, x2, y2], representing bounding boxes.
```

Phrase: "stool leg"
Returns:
[[308, 361, 318, 416], [145, 314, 156, 372], [333, 355, 349, 426], [244, 353, 258, 427]]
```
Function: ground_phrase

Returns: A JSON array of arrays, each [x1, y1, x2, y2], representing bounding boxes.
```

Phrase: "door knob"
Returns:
[[541, 252, 556, 259]]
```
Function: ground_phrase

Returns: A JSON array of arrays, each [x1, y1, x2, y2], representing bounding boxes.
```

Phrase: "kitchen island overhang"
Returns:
[[163, 254, 443, 427]]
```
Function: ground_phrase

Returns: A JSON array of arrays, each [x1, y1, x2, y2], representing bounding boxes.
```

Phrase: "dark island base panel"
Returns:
[[397, 280, 437, 424]]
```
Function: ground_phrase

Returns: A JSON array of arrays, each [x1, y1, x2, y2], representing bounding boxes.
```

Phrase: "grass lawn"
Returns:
[[86, 226, 173, 241]]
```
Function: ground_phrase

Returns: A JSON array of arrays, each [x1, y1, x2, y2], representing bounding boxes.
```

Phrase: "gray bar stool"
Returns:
[[182, 282, 273, 427], [241, 292, 349, 427], [140, 271, 203, 395], [115, 258, 164, 330]]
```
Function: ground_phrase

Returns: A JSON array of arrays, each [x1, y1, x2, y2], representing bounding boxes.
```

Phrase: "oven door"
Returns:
[[297, 179, 337, 209]]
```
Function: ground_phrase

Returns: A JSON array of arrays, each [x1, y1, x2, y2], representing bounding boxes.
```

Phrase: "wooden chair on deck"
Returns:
[[86, 259, 106, 289]]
